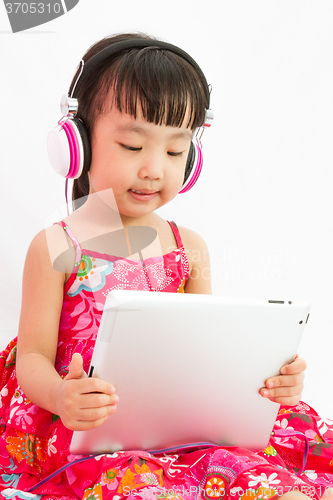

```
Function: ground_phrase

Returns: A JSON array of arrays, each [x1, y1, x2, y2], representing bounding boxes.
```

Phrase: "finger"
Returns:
[[260, 382, 303, 400], [265, 360, 306, 388], [280, 356, 307, 375], [69, 413, 115, 431], [265, 372, 305, 389], [77, 401, 118, 423], [65, 353, 86, 380], [264, 394, 301, 406], [79, 392, 119, 410], [74, 376, 116, 396]]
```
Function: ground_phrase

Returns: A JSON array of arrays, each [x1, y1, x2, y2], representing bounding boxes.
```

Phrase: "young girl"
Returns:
[[0, 32, 333, 500]]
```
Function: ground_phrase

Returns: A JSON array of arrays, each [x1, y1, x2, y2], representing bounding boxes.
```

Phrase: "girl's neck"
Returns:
[[67, 191, 161, 233], [63, 194, 173, 261]]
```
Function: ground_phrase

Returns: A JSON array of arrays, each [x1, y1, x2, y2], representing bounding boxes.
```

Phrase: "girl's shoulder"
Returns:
[[27, 223, 77, 278], [176, 225, 210, 254], [151, 215, 209, 257], [176, 225, 212, 294]]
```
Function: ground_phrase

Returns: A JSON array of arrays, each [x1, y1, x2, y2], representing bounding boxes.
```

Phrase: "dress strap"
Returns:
[[168, 221, 184, 249], [53, 221, 82, 268]]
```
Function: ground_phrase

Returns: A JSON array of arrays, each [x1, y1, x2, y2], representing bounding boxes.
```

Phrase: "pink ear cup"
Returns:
[[61, 121, 76, 178], [61, 120, 83, 179], [47, 120, 84, 179], [178, 140, 203, 194]]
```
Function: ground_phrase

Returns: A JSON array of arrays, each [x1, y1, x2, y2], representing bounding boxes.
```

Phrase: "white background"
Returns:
[[0, 1, 332, 416]]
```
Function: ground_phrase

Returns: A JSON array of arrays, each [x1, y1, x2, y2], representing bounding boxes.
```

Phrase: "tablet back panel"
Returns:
[[70, 291, 310, 454]]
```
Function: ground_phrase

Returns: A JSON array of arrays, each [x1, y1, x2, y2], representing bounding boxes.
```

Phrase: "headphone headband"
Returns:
[[68, 39, 211, 108]]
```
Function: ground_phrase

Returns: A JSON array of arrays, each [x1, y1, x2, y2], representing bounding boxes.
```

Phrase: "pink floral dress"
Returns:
[[0, 221, 333, 500]]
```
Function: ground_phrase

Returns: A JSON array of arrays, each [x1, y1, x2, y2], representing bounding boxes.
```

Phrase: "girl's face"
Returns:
[[88, 104, 193, 221]]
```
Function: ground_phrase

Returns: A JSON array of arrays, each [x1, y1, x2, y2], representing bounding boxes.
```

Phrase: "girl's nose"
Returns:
[[139, 165, 163, 180], [138, 153, 164, 181]]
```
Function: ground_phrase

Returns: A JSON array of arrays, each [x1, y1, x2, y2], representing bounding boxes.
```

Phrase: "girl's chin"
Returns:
[[116, 189, 179, 219], [117, 201, 160, 220]]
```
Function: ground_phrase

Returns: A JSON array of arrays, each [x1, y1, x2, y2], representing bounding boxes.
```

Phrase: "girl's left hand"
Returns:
[[259, 354, 306, 406]]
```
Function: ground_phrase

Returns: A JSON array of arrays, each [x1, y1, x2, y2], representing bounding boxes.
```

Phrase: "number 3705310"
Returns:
[[5, 3, 61, 14]]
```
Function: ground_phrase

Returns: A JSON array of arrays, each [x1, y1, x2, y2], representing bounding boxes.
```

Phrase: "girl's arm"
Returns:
[[16, 227, 118, 430]]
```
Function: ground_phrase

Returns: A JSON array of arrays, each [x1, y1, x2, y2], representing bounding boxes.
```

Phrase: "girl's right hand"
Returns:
[[56, 353, 119, 431]]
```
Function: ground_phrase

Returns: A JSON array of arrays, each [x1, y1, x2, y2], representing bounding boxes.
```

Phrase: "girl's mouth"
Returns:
[[128, 189, 159, 201]]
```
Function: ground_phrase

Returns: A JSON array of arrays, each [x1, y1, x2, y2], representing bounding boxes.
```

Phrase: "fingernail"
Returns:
[[266, 381, 274, 389], [281, 367, 287, 374], [262, 389, 269, 397]]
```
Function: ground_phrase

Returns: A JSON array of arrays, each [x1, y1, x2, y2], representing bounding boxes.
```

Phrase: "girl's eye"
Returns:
[[121, 144, 142, 152], [167, 151, 183, 157]]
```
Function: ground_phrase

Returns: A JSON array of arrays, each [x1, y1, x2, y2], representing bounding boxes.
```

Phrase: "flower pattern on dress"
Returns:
[[6, 431, 48, 473], [140, 472, 160, 486], [60, 294, 104, 342], [68, 256, 114, 296], [273, 418, 295, 448], [0, 386, 9, 408], [9, 405, 38, 430], [303, 471, 318, 481], [317, 417, 333, 437], [47, 435, 57, 456], [247, 472, 281, 488], [82, 482, 103, 500], [1, 488, 42, 499], [177, 277, 186, 293], [262, 445, 277, 457], [5, 344, 17, 369], [203, 472, 230, 499], [305, 429, 324, 444], [101, 468, 121, 490]]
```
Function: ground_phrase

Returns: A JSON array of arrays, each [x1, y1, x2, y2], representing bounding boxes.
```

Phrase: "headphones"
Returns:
[[47, 39, 213, 194]]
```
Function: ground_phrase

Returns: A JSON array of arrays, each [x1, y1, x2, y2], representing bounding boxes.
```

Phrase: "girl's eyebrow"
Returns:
[[117, 123, 192, 140]]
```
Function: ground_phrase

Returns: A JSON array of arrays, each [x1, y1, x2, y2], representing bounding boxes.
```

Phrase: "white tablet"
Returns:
[[70, 291, 310, 455]]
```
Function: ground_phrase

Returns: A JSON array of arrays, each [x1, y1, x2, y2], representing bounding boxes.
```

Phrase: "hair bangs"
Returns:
[[91, 48, 206, 130]]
